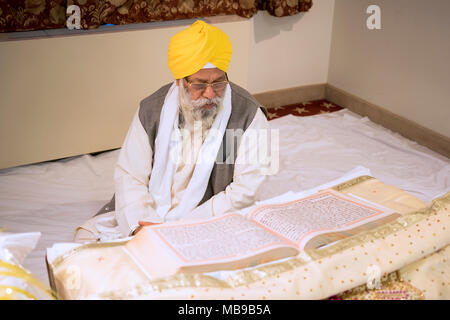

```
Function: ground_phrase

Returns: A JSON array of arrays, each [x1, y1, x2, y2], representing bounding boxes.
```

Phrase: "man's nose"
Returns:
[[202, 85, 216, 100]]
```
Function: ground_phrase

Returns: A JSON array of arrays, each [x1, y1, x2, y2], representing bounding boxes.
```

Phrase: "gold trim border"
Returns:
[[49, 176, 450, 296]]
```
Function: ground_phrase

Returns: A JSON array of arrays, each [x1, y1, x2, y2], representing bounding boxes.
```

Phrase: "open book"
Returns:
[[125, 189, 398, 279]]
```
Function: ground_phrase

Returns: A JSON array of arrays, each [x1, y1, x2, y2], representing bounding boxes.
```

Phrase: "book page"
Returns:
[[304, 213, 401, 250], [152, 214, 292, 264], [249, 189, 394, 249]]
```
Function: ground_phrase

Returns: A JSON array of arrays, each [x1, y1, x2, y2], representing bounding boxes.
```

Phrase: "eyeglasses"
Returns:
[[184, 74, 229, 93]]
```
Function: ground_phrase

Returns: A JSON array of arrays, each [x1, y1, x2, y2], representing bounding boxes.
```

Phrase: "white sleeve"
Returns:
[[185, 108, 277, 219], [114, 110, 163, 236]]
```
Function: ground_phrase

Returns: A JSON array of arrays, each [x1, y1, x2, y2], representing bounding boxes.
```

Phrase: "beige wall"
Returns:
[[0, 19, 251, 168], [3, 0, 448, 168], [0, 1, 337, 169], [248, 0, 335, 94], [328, 0, 450, 138]]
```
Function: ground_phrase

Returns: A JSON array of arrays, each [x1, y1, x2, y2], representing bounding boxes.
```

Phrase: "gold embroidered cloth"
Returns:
[[48, 176, 450, 300]]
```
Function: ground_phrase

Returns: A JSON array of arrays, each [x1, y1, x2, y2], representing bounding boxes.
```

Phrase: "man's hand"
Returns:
[[132, 221, 161, 235]]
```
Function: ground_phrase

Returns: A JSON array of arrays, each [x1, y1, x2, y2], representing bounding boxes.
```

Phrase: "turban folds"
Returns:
[[168, 20, 232, 79]]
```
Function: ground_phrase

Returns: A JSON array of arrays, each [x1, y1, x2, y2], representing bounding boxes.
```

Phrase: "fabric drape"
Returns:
[[0, 1, 313, 32]]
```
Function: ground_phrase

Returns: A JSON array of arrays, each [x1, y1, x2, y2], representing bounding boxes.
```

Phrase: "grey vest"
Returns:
[[95, 82, 265, 216]]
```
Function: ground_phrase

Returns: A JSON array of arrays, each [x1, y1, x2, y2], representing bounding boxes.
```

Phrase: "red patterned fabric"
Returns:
[[0, 0, 313, 32], [265, 99, 344, 121], [0, 0, 66, 32]]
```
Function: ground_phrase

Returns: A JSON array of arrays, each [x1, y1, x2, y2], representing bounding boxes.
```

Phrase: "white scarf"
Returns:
[[148, 81, 232, 221]]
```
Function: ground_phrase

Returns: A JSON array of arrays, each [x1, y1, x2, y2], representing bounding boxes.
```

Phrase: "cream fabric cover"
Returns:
[[48, 176, 450, 300]]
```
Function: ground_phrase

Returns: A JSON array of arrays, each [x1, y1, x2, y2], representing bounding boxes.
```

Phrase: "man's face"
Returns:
[[180, 68, 228, 108]]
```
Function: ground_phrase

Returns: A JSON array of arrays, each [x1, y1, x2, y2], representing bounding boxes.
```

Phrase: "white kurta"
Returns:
[[114, 108, 272, 236]]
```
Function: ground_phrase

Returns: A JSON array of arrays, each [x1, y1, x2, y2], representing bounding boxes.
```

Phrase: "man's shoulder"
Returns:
[[230, 82, 260, 109], [230, 82, 268, 119], [138, 83, 173, 131]]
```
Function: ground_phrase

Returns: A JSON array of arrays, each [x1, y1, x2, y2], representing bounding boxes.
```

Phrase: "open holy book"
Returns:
[[125, 189, 398, 279]]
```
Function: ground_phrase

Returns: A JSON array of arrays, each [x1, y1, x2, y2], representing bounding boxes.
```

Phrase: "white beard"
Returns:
[[177, 81, 225, 136]]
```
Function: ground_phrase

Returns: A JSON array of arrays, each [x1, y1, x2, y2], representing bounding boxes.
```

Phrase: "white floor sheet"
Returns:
[[0, 109, 449, 285]]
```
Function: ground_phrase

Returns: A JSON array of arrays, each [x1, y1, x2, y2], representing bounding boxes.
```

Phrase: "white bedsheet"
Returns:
[[0, 109, 449, 285]]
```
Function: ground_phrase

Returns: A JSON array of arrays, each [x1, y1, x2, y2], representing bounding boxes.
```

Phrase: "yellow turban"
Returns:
[[168, 20, 232, 79]]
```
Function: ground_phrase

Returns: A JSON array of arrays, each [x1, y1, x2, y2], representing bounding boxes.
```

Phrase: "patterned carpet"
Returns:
[[265, 99, 344, 120]]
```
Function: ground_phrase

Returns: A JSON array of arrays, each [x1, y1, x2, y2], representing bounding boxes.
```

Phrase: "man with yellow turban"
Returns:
[[74, 20, 275, 241]]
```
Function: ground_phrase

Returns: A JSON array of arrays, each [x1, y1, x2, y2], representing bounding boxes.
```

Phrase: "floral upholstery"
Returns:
[[0, 0, 313, 32]]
